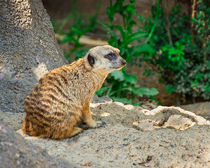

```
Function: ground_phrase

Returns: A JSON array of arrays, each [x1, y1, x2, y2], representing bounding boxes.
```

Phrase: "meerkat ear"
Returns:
[[87, 54, 95, 67]]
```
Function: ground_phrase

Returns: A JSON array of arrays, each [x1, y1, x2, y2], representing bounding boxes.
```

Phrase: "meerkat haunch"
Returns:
[[22, 45, 126, 139]]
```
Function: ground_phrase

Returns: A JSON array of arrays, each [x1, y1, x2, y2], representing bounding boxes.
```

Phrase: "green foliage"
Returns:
[[142, 0, 210, 100], [53, 0, 100, 61], [61, 13, 96, 61], [52, 0, 209, 104], [53, 0, 159, 104], [95, 0, 158, 104]]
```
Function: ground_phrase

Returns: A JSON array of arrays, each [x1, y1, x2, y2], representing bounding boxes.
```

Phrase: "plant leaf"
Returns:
[[110, 70, 124, 81], [132, 87, 159, 97], [131, 44, 155, 57], [122, 32, 147, 47], [112, 97, 132, 104], [123, 73, 138, 84], [96, 86, 109, 97]]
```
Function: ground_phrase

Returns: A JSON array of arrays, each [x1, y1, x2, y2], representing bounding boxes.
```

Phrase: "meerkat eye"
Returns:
[[87, 54, 95, 67], [104, 53, 117, 61]]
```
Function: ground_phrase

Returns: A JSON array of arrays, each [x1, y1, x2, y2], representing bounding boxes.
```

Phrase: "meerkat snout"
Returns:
[[120, 59, 126, 66], [85, 45, 126, 72]]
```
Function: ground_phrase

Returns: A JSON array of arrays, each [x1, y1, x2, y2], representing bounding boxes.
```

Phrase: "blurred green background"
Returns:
[[43, 0, 209, 106]]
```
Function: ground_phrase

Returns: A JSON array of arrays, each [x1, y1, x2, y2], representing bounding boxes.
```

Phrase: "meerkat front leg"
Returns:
[[83, 104, 97, 127], [82, 104, 104, 128]]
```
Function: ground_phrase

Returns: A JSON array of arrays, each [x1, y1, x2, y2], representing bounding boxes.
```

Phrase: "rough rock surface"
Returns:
[[0, 0, 67, 113], [181, 102, 210, 120], [133, 105, 210, 131], [0, 100, 209, 168], [0, 121, 77, 168]]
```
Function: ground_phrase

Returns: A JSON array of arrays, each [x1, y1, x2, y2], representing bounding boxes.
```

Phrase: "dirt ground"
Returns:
[[0, 98, 210, 168]]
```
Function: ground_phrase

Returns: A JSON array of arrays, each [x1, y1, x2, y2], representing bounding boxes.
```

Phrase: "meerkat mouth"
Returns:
[[116, 59, 126, 70], [115, 64, 126, 70]]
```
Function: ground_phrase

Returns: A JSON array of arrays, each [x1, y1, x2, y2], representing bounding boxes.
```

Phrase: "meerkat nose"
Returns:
[[121, 59, 126, 65]]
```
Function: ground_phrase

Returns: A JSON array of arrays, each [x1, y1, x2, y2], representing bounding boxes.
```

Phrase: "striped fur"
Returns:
[[22, 45, 126, 139]]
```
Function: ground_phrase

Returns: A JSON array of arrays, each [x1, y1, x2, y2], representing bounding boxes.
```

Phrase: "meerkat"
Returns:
[[21, 45, 126, 139]]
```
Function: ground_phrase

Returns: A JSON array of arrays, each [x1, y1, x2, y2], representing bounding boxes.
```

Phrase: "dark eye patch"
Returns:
[[104, 53, 117, 61], [88, 54, 95, 67]]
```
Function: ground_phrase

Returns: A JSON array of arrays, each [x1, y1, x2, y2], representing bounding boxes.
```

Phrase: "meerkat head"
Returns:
[[84, 45, 126, 73]]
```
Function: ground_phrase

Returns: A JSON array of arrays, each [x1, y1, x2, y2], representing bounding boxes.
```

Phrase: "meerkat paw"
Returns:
[[96, 121, 106, 128], [16, 129, 25, 136], [86, 119, 97, 128], [86, 119, 106, 128], [69, 127, 83, 137]]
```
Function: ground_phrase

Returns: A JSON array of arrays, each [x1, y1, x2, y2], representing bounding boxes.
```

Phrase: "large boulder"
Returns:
[[0, 0, 67, 113], [0, 121, 76, 168]]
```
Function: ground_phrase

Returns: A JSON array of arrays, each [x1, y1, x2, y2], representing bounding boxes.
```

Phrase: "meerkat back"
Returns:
[[22, 59, 86, 139]]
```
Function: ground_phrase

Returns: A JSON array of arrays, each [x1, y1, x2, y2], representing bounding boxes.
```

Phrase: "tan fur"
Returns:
[[22, 45, 126, 139]]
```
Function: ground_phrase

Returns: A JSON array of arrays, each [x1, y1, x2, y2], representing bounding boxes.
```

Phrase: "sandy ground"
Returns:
[[0, 99, 210, 168]]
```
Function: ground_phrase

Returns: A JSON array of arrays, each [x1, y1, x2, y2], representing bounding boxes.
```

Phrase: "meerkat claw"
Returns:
[[88, 121, 106, 128], [100, 121, 107, 127], [95, 121, 106, 128]]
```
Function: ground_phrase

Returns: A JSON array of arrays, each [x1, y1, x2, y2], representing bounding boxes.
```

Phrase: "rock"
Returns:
[[133, 115, 196, 131], [162, 114, 195, 130], [24, 124, 210, 168], [92, 95, 112, 104], [0, 121, 77, 168], [134, 106, 209, 131], [0, 101, 210, 168], [181, 102, 210, 120], [133, 119, 160, 131], [0, 0, 67, 113]]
